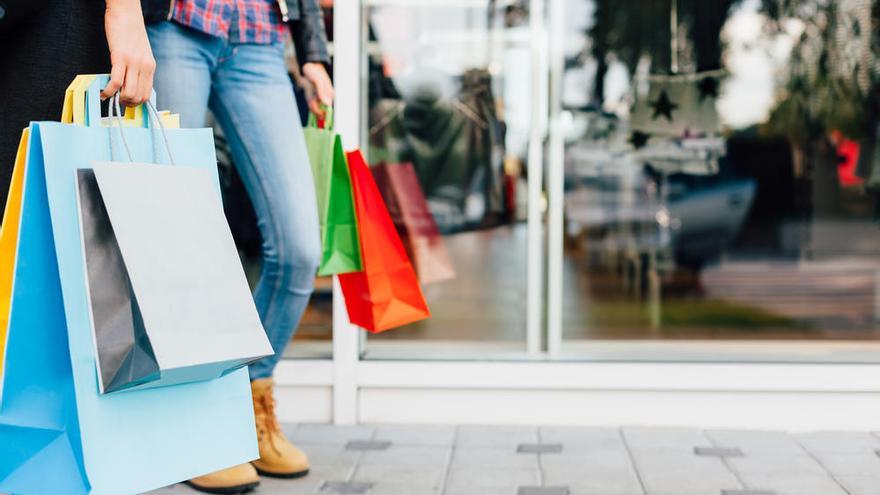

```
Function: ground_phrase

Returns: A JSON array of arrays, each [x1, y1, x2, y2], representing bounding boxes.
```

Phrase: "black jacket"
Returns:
[[140, 0, 330, 67]]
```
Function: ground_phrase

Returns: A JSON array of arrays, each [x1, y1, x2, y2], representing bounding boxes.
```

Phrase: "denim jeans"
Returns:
[[147, 21, 321, 380]]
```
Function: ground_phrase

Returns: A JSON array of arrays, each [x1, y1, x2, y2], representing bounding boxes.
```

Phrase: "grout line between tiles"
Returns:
[[436, 440, 455, 495], [791, 434, 854, 495], [439, 426, 460, 495], [705, 430, 748, 491], [345, 427, 377, 484], [536, 426, 546, 487], [618, 427, 648, 495]]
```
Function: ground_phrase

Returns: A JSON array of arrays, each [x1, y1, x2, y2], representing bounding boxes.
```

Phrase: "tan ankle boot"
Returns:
[[185, 463, 260, 494], [250, 378, 310, 478]]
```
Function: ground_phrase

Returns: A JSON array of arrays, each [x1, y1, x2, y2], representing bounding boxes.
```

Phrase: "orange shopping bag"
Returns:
[[339, 150, 430, 332]]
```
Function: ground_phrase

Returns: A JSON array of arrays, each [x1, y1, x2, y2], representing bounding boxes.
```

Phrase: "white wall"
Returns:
[[274, 360, 880, 431]]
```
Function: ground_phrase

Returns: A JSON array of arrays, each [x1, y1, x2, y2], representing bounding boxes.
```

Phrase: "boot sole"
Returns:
[[253, 466, 310, 479], [183, 480, 260, 494]]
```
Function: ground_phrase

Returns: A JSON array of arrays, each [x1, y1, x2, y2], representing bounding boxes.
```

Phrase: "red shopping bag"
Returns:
[[339, 150, 430, 332], [372, 162, 456, 284]]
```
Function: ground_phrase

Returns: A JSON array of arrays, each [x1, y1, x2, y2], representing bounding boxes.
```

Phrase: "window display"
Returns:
[[559, 0, 880, 360]]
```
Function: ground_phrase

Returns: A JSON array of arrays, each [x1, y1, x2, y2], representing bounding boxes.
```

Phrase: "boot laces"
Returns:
[[255, 386, 283, 456]]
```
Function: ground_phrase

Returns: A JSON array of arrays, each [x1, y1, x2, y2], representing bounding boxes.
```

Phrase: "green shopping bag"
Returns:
[[304, 107, 362, 275]]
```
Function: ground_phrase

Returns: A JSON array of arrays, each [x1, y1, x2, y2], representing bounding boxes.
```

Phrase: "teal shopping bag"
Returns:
[[0, 75, 263, 495], [303, 107, 362, 275]]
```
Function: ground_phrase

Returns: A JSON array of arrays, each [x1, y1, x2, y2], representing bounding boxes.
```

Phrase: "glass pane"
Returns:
[[361, 0, 533, 359], [559, 0, 880, 362], [283, 1, 335, 359]]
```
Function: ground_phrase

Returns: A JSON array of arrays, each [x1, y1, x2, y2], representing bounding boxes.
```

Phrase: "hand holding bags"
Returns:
[[339, 150, 430, 332], [304, 107, 362, 275], [0, 75, 269, 494]]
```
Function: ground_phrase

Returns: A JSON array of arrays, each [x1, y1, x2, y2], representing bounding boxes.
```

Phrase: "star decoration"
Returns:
[[630, 131, 650, 149], [650, 89, 678, 122], [697, 76, 719, 102]]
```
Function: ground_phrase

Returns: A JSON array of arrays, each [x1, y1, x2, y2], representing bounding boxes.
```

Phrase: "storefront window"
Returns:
[[279, 0, 880, 363], [559, 0, 880, 361]]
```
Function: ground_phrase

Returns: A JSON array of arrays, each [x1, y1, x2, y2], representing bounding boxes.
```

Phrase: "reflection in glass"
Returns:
[[362, 1, 532, 357], [561, 0, 880, 359]]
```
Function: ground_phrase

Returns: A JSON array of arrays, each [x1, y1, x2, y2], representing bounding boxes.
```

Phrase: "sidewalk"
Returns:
[[149, 424, 880, 495]]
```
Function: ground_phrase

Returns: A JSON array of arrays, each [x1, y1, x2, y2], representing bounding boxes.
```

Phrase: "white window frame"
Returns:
[[268, 0, 880, 432]]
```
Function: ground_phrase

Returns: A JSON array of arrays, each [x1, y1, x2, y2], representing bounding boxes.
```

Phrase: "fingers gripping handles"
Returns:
[[62, 75, 159, 128], [61, 75, 174, 164], [308, 105, 334, 130]]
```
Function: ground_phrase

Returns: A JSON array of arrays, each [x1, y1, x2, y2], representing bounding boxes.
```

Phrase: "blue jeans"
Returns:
[[147, 21, 321, 380]]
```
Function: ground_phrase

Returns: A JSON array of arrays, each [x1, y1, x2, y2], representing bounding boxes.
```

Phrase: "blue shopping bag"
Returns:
[[0, 75, 263, 495]]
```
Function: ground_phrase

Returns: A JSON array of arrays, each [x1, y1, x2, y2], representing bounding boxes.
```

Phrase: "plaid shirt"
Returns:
[[173, 0, 288, 44]]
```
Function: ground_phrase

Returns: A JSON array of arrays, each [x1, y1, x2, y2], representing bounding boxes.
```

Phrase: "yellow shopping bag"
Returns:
[[0, 129, 29, 384], [125, 106, 180, 128], [3, 75, 100, 384], [61, 74, 98, 125]]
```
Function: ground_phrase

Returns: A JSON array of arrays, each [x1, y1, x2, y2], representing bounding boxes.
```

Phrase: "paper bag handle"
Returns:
[[307, 105, 334, 130], [61, 75, 157, 128], [107, 94, 176, 165]]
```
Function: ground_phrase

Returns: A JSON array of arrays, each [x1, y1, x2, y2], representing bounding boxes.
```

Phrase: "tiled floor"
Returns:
[[147, 425, 880, 495]]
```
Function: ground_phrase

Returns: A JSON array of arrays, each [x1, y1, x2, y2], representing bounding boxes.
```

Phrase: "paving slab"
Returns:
[[318, 480, 372, 494], [373, 425, 456, 446], [518, 487, 570, 495], [368, 482, 441, 495], [263, 464, 356, 494], [288, 424, 376, 446], [359, 446, 451, 467], [539, 427, 628, 453], [445, 466, 541, 490], [734, 472, 849, 495], [567, 491, 642, 495], [346, 440, 392, 451], [629, 451, 742, 493], [451, 446, 541, 469], [797, 432, 880, 454], [296, 443, 361, 467], [540, 449, 635, 471], [456, 425, 539, 448], [725, 453, 828, 476], [542, 465, 643, 494], [443, 487, 514, 495], [622, 427, 714, 454], [809, 451, 880, 477], [707, 430, 803, 456], [352, 463, 446, 487], [541, 449, 642, 493], [834, 475, 880, 495]]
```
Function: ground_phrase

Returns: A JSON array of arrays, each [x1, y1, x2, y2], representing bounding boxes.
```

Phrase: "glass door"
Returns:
[[358, 0, 543, 360]]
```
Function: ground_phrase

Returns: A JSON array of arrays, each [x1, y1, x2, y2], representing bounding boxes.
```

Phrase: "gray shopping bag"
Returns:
[[76, 162, 272, 394]]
